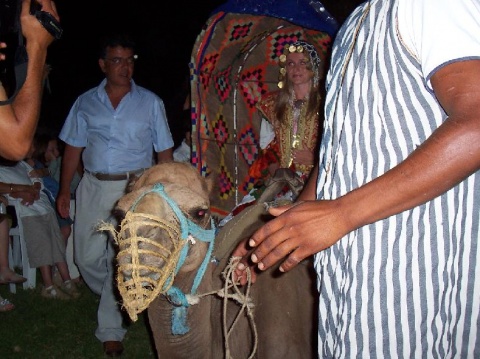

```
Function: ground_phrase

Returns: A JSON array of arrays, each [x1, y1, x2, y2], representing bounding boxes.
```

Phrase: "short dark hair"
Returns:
[[32, 132, 54, 165], [99, 33, 136, 59]]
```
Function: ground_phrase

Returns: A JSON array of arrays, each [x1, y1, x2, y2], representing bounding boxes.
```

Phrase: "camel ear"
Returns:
[[205, 174, 215, 196], [115, 189, 140, 214], [112, 205, 126, 222]]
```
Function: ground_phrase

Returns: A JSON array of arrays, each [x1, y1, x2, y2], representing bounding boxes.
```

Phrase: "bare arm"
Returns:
[[0, 0, 59, 160], [0, 181, 40, 206], [156, 148, 173, 164], [246, 59, 480, 273], [296, 163, 318, 201], [56, 144, 82, 218]]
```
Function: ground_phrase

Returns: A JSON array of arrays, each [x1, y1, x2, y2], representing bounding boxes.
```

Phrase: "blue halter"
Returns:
[[130, 183, 216, 334]]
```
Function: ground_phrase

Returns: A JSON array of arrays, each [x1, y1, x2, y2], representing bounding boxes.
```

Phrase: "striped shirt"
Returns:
[[314, 0, 480, 357]]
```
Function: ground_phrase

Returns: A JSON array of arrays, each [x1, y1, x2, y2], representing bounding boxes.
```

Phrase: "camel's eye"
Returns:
[[190, 207, 208, 221]]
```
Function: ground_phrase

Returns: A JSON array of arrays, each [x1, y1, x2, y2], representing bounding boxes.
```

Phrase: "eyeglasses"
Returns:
[[103, 55, 138, 66]]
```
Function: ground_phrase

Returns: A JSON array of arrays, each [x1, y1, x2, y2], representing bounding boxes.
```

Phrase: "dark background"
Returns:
[[40, 0, 225, 137], [37, 0, 364, 143]]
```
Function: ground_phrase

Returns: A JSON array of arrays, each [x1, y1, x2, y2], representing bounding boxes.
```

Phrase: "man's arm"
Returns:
[[0, 0, 59, 160], [296, 164, 318, 201], [0, 181, 40, 206], [245, 59, 480, 273], [156, 148, 173, 164], [56, 144, 82, 218]]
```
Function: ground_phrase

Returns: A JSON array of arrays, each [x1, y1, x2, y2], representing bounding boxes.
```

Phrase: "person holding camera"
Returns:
[[0, 0, 60, 160]]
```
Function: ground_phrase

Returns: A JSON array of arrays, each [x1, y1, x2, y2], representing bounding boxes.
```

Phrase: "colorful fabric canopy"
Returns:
[[190, 0, 337, 217]]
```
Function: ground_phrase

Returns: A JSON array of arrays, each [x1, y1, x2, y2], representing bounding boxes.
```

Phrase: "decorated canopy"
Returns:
[[189, 0, 338, 217]]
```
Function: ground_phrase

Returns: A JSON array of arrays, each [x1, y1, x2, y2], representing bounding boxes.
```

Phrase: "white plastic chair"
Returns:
[[8, 200, 37, 293]]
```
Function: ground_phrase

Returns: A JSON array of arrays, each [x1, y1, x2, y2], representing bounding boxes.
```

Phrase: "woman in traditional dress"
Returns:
[[220, 41, 324, 225], [248, 40, 323, 197]]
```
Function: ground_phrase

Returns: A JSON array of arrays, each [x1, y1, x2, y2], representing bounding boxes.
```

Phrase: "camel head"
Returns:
[[106, 162, 216, 321]]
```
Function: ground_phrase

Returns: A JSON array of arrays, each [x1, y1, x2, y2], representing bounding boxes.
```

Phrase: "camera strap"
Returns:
[[0, 29, 27, 106]]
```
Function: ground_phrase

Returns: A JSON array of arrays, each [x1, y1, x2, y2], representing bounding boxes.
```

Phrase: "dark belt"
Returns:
[[86, 169, 145, 181]]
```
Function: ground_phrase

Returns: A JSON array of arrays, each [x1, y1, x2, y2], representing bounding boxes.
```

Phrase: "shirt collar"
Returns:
[[96, 78, 139, 99]]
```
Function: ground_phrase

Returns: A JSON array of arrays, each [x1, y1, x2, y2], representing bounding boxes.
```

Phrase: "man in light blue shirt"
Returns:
[[57, 33, 173, 357]]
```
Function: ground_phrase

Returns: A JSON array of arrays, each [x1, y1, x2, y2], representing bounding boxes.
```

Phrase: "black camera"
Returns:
[[30, 0, 62, 40]]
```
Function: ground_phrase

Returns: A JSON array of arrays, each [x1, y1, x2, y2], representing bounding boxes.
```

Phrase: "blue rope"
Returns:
[[167, 287, 190, 335]]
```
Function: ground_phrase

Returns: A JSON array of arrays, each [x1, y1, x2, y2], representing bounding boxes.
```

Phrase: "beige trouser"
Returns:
[[74, 172, 128, 342]]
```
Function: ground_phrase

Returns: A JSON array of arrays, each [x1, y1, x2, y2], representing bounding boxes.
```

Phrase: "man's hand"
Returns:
[[9, 184, 41, 206], [57, 144, 82, 218], [244, 200, 350, 273], [20, 0, 59, 48], [56, 190, 70, 219], [231, 203, 297, 284], [232, 200, 345, 282]]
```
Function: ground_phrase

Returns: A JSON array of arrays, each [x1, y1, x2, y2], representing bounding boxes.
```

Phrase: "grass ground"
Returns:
[[0, 278, 157, 359]]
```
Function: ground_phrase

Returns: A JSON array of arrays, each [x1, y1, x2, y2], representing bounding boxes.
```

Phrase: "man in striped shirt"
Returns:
[[235, 0, 480, 356]]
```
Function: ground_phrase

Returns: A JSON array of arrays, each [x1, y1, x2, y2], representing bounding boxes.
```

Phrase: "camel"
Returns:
[[108, 162, 318, 358]]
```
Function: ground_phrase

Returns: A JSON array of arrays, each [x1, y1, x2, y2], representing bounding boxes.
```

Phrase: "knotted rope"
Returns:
[[221, 257, 258, 359], [187, 256, 258, 359]]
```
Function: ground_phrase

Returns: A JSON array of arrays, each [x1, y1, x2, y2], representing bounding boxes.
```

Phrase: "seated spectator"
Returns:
[[0, 194, 25, 312], [0, 194, 26, 285], [0, 159, 80, 299], [27, 133, 73, 243], [27, 134, 83, 285]]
